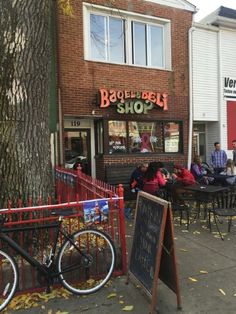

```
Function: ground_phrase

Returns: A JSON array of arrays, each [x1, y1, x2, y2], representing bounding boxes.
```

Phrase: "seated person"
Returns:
[[191, 155, 209, 185], [173, 164, 196, 186], [220, 159, 236, 185], [130, 163, 148, 193], [143, 162, 167, 196], [171, 164, 196, 203]]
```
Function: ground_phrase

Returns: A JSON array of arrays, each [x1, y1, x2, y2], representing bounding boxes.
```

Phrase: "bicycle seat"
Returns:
[[51, 208, 78, 217]]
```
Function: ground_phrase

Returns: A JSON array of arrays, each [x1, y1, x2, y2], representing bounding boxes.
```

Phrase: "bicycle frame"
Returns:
[[0, 218, 85, 280]]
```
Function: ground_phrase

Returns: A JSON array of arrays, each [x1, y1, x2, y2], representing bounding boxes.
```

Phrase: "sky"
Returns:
[[189, 0, 236, 21]]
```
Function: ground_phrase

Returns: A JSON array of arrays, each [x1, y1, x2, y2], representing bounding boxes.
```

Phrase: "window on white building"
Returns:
[[84, 3, 171, 70]]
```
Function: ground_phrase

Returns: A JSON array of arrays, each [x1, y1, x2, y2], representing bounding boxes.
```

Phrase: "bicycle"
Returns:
[[0, 209, 116, 312]]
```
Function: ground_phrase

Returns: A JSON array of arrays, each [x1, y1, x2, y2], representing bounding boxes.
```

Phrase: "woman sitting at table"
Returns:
[[220, 159, 236, 185], [143, 161, 167, 196], [191, 155, 209, 185]]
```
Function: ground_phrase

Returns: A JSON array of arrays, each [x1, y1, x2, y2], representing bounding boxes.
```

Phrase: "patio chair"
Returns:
[[208, 186, 236, 240], [167, 190, 195, 230]]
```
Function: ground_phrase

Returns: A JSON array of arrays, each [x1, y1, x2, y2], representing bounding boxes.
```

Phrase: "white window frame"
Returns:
[[83, 2, 172, 71]]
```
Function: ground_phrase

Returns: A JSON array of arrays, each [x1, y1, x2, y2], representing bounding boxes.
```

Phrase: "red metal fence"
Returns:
[[0, 168, 127, 293]]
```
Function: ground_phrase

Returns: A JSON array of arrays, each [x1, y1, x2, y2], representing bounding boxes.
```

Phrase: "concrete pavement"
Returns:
[[6, 216, 236, 314]]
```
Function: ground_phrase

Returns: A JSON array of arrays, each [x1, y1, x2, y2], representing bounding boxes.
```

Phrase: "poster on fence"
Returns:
[[83, 199, 111, 224]]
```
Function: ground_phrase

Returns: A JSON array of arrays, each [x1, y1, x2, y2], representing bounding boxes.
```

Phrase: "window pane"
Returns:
[[108, 121, 127, 154], [128, 122, 163, 153], [150, 25, 163, 67], [109, 17, 125, 63], [90, 14, 106, 60], [132, 22, 147, 66], [164, 122, 180, 153]]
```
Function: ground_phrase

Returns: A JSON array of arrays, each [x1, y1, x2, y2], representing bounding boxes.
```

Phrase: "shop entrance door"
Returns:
[[64, 129, 91, 175], [193, 124, 206, 162]]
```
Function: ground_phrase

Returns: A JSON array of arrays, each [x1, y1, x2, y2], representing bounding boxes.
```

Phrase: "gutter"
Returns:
[[187, 26, 195, 169]]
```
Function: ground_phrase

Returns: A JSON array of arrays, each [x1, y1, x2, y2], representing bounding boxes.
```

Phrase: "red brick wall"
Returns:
[[57, 0, 193, 179]]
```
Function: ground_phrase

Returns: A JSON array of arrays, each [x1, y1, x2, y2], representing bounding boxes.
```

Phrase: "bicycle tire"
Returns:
[[0, 250, 18, 311], [57, 229, 116, 295]]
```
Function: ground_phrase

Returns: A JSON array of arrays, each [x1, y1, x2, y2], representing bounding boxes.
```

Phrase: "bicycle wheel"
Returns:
[[0, 250, 18, 311], [57, 229, 116, 294]]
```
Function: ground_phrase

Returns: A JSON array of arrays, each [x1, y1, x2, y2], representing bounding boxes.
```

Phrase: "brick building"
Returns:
[[57, 0, 196, 179]]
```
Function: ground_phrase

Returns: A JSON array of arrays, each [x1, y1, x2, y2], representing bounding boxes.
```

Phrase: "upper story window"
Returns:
[[90, 14, 125, 63], [84, 3, 171, 70]]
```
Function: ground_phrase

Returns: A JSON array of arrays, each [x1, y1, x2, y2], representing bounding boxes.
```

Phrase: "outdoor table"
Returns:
[[181, 185, 229, 222], [207, 174, 235, 186], [182, 185, 229, 194]]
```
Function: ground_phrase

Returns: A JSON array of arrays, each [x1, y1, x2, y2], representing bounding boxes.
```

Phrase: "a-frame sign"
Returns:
[[128, 191, 181, 313]]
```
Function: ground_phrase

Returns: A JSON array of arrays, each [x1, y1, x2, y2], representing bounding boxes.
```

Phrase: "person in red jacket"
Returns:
[[143, 161, 167, 195], [171, 164, 196, 203], [172, 164, 196, 186]]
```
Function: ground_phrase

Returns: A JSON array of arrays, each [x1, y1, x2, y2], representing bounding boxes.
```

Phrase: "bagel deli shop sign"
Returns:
[[99, 89, 168, 114]]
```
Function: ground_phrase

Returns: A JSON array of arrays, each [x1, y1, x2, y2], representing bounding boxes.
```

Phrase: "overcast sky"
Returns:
[[190, 0, 236, 21]]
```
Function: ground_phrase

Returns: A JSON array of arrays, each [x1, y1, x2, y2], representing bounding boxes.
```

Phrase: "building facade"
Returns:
[[57, 0, 196, 179], [190, 6, 236, 165]]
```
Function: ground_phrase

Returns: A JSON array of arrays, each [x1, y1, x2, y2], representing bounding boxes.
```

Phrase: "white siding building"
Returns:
[[189, 6, 236, 166]]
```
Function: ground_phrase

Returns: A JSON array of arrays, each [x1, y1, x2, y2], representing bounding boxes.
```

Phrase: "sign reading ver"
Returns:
[[224, 77, 236, 98], [128, 191, 181, 313], [99, 89, 168, 114]]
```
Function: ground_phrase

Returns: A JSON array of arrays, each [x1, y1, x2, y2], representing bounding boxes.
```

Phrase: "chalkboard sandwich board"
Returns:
[[128, 191, 181, 313]]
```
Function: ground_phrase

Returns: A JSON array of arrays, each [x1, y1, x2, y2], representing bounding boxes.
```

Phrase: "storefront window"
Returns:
[[163, 122, 180, 153], [129, 122, 163, 153], [108, 121, 127, 154], [95, 120, 104, 154], [107, 120, 182, 154]]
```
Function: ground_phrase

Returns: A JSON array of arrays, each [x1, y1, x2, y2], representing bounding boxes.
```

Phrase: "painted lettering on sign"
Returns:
[[99, 89, 168, 114], [224, 77, 236, 98]]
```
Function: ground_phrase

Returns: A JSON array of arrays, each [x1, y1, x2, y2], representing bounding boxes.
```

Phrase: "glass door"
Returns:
[[64, 129, 91, 175]]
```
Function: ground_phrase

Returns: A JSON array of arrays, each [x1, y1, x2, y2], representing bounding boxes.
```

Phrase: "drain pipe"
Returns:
[[187, 26, 195, 169]]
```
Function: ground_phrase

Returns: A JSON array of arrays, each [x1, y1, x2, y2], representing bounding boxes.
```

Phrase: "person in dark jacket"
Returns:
[[130, 163, 148, 193]]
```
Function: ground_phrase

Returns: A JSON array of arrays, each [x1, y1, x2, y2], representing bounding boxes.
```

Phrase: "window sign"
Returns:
[[164, 122, 180, 153], [108, 121, 127, 153]]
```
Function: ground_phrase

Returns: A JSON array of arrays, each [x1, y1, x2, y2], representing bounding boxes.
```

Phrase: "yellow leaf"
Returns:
[[200, 270, 208, 274], [119, 300, 125, 304], [219, 289, 226, 296], [122, 305, 134, 311], [188, 277, 198, 282], [86, 279, 95, 285], [107, 293, 117, 299], [180, 248, 188, 252], [233, 293, 236, 296]]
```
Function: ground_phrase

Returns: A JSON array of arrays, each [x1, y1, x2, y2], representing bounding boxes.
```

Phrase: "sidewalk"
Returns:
[[7, 217, 236, 314]]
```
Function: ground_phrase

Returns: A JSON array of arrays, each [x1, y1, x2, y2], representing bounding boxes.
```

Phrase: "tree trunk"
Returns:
[[0, 0, 53, 207]]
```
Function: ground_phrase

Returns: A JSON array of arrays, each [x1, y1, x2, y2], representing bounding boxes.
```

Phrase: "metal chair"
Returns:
[[208, 186, 236, 240]]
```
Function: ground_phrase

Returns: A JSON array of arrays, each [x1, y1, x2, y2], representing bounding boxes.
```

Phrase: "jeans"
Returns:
[[213, 167, 225, 174]]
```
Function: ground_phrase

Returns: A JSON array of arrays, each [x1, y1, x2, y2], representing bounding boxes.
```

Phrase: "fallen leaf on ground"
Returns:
[[200, 270, 208, 274], [193, 231, 200, 235], [122, 305, 134, 311], [188, 277, 198, 282], [119, 300, 125, 304], [182, 230, 189, 233], [219, 289, 226, 296], [179, 248, 188, 252], [107, 293, 117, 299]]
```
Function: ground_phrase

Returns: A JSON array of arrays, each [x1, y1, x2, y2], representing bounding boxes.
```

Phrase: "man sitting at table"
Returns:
[[170, 164, 196, 203]]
